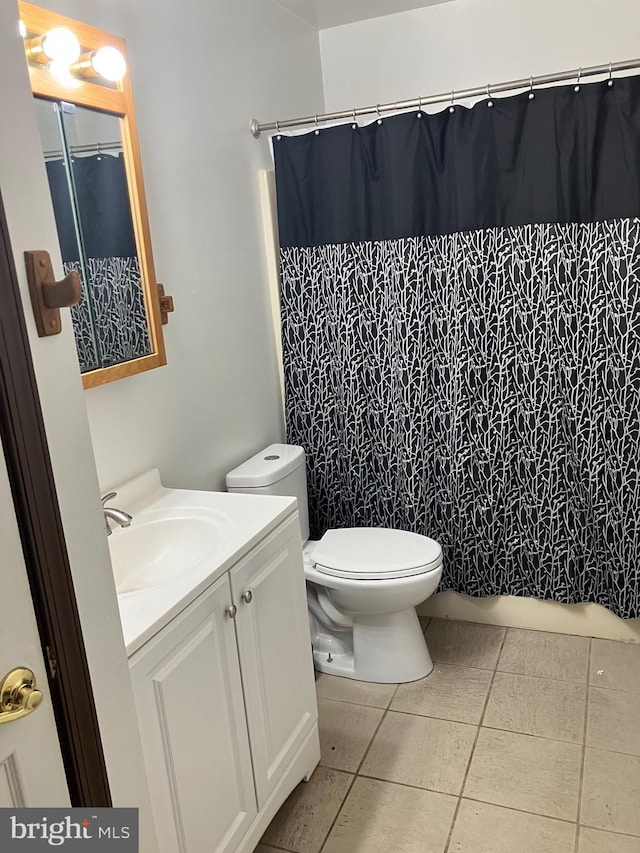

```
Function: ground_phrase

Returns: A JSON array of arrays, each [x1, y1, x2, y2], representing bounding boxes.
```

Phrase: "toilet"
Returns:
[[226, 444, 443, 683]]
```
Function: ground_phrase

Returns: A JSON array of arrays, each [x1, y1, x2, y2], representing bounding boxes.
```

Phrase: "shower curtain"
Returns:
[[273, 76, 640, 619], [46, 153, 151, 371]]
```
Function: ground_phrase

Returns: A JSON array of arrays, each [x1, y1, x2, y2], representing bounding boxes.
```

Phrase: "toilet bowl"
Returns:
[[303, 530, 442, 683], [226, 444, 443, 684]]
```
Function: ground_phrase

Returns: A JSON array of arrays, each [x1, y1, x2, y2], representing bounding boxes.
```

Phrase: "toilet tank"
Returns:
[[225, 444, 310, 541]]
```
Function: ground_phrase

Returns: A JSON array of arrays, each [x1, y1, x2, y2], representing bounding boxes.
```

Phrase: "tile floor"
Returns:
[[257, 618, 640, 853]]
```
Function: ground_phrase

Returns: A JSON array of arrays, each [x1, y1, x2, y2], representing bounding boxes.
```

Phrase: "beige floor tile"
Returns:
[[424, 619, 505, 669], [360, 710, 477, 795], [254, 846, 283, 852], [448, 799, 576, 853], [590, 639, 640, 693], [578, 827, 640, 853], [315, 673, 397, 709], [322, 777, 457, 853], [483, 672, 586, 743], [463, 728, 582, 820], [261, 766, 353, 853], [391, 663, 492, 724], [587, 687, 640, 755], [581, 748, 640, 836], [318, 698, 383, 772], [497, 628, 589, 682]]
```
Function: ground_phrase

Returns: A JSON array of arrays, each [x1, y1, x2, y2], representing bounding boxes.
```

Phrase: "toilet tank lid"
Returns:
[[226, 444, 305, 489]]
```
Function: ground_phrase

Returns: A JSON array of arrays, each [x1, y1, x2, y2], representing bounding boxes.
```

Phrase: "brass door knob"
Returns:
[[0, 667, 43, 725]]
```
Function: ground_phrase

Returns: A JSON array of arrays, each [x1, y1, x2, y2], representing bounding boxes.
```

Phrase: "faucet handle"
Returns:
[[101, 491, 117, 506]]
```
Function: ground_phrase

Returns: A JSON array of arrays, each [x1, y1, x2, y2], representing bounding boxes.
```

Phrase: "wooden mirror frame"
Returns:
[[19, 2, 167, 389]]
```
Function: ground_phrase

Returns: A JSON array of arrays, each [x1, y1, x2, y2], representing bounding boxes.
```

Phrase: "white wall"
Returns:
[[320, 0, 640, 112], [320, 0, 640, 641], [39, 0, 324, 494]]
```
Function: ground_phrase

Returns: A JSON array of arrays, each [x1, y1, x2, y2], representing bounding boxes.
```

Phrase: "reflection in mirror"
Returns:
[[35, 98, 152, 372]]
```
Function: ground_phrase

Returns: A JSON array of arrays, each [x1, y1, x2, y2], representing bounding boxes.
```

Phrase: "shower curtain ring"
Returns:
[[574, 67, 582, 92], [449, 90, 455, 113], [487, 83, 494, 107], [528, 75, 535, 100], [417, 95, 423, 118], [608, 61, 614, 87], [314, 114, 320, 135], [376, 104, 382, 124]]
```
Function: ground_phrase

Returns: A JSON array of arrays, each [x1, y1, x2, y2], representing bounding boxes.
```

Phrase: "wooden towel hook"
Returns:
[[25, 250, 81, 337], [157, 283, 174, 325]]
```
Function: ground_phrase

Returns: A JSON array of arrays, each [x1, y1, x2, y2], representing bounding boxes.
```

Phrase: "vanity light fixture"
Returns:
[[74, 46, 127, 82], [26, 26, 80, 67], [22, 20, 126, 84]]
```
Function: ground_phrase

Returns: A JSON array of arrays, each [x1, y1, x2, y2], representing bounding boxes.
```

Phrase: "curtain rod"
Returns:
[[250, 57, 640, 138], [43, 140, 122, 159]]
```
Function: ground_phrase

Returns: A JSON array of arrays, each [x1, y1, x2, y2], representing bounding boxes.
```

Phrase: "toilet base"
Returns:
[[311, 607, 433, 683]]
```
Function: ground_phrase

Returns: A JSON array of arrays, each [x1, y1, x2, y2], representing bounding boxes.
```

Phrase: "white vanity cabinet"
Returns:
[[230, 518, 318, 808], [128, 513, 319, 853], [129, 573, 257, 852]]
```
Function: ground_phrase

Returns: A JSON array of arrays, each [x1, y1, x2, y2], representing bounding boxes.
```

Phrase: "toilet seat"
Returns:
[[310, 528, 442, 581]]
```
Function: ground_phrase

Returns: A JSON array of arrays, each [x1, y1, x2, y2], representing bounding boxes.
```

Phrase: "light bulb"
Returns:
[[41, 27, 81, 66], [91, 46, 126, 82]]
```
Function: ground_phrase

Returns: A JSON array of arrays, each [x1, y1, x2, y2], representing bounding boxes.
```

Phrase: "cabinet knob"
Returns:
[[225, 604, 237, 619], [241, 590, 253, 604]]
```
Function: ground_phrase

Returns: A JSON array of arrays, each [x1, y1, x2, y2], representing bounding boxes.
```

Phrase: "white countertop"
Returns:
[[109, 469, 297, 657]]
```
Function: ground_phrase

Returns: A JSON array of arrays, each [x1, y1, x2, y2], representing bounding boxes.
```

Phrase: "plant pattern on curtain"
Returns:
[[65, 257, 151, 371], [274, 78, 640, 618], [281, 220, 640, 617], [46, 154, 152, 373]]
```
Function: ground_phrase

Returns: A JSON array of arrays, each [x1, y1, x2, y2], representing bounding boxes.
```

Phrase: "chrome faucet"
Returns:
[[101, 491, 133, 536]]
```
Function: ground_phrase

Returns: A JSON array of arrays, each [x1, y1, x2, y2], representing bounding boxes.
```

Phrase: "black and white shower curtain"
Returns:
[[46, 154, 151, 371], [273, 76, 640, 618]]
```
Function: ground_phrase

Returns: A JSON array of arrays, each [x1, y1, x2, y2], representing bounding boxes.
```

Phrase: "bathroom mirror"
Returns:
[[20, 2, 171, 388]]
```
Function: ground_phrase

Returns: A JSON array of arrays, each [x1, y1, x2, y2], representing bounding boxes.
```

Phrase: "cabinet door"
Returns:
[[230, 515, 318, 807], [129, 574, 257, 853]]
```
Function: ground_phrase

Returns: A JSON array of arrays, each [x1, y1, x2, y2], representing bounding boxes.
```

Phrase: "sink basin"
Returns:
[[108, 469, 299, 655], [108, 507, 229, 595]]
